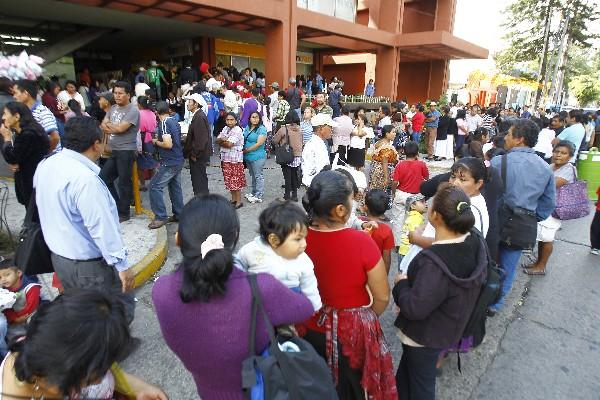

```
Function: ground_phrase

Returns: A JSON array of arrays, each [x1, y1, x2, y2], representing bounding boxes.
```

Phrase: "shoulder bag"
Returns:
[[498, 154, 538, 250], [242, 127, 254, 170], [274, 126, 294, 165], [241, 274, 338, 400], [14, 189, 54, 275], [552, 164, 590, 220]]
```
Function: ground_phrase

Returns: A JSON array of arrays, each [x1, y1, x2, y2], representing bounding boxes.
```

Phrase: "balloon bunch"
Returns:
[[0, 51, 45, 80]]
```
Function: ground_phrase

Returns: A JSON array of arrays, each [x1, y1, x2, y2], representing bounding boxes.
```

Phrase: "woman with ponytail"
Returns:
[[152, 194, 313, 399], [299, 170, 397, 400], [392, 184, 487, 399]]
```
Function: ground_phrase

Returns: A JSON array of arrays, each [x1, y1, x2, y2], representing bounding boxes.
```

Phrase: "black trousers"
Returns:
[[281, 164, 299, 199], [189, 156, 209, 196], [396, 344, 440, 400], [100, 150, 135, 218], [591, 210, 600, 249], [304, 329, 364, 400]]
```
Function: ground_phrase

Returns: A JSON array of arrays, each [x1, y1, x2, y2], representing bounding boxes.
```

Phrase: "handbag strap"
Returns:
[[23, 188, 39, 225], [246, 274, 277, 356], [501, 153, 507, 193], [246, 274, 303, 398], [471, 204, 484, 235]]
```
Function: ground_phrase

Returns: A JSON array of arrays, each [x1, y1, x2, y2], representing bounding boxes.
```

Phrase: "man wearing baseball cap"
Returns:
[[183, 92, 211, 195], [286, 77, 305, 120], [301, 113, 338, 186], [268, 82, 280, 122], [424, 101, 440, 160]]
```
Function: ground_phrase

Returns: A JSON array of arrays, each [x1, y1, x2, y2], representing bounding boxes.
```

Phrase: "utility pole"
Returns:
[[548, 11, 570, 107], [534, 0, 554, 110]]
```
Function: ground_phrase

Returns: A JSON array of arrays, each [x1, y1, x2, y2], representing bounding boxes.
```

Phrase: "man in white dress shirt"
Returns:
[[302, 113, 338, 186]]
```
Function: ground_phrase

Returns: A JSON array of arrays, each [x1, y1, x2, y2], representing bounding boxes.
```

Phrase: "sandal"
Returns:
[[522, 264, 537, 270], [523, 268, 546, 276], [234, 202, 243, 209]]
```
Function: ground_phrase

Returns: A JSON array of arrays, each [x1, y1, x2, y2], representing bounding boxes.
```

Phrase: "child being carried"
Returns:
[[237, 201, 322, 311]]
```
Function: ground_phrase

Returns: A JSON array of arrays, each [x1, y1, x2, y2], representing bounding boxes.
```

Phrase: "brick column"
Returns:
[[428, 59, 450, 101], [265, 1, 296, 87], [434, 0, 457, 32], [373, 0, 402, 100], [375, 46, 400, 100]]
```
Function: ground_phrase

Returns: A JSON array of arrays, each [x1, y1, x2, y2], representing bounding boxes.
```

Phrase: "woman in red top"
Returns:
[[299, 170, 397, 400], [411, 104, 426, 143]]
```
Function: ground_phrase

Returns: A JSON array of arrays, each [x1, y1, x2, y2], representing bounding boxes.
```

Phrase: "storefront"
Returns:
[[215, 39, 313, 77], [296, 51, 313, 77]]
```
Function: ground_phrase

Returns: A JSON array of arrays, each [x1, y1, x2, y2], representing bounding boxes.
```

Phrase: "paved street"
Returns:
[[118, 156, 600, 400]]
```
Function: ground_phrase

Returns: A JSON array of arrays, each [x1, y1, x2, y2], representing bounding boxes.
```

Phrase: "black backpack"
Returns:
[[422, 230, 503, 372], [241, 274, 338, 400], [286, 87, 301, 109], [460, 229, 504, 348]]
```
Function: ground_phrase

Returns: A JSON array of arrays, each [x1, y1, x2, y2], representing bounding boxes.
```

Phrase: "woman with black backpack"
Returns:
[[392, 184, 487, 400]]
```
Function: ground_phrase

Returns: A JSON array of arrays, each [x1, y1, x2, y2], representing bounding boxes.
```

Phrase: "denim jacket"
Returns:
[[490, 147, 556, 221]]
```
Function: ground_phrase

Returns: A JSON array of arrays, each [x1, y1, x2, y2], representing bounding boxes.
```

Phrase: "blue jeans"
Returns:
[[294, 108, 301, 120], [246, 158, 266, 199], [412, 132, 421, 143], [0, 314, 7, 358], [149, 164, 184, 221], [490, 244, 523, 311]]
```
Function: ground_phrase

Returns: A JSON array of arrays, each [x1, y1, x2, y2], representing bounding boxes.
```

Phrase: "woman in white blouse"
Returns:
[[347, 114, 374, 171]]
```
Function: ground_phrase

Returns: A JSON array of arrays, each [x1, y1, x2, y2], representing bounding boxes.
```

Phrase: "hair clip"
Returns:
[[456, 201, 470, 214], [201, 234, 224, 258]]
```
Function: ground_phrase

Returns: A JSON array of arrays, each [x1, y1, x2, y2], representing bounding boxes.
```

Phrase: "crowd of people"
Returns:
[[0, 58, 598, 399]]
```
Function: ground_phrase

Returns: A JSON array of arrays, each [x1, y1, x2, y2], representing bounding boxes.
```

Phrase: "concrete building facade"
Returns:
[[2, 0, 488, 103]]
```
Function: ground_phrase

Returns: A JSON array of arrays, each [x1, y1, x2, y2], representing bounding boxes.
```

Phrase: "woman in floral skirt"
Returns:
[[216, 112, 246, 209]]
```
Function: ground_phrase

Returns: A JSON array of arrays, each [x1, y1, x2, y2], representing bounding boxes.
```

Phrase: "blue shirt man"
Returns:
[[149, 102, 185, 228], [425, 108, 441, 128], [489, 119, 555, 313], [555, 112, 586, 163], [34, 116, 135, 319]]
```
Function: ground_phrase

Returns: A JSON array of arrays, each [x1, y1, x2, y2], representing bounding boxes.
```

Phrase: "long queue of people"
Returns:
[[0, 62, 599, 399]]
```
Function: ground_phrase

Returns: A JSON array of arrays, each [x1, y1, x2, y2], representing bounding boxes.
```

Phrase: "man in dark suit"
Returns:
[[183, 93, 212, 195]]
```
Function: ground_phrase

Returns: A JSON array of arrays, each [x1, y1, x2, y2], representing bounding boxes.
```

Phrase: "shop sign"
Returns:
[[296, 51, 313, 64]]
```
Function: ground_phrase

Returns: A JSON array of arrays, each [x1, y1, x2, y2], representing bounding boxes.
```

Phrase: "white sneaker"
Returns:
[[591, 248, 600, 255], [244, 193, 254, 201], [248, 195, 263, 204]]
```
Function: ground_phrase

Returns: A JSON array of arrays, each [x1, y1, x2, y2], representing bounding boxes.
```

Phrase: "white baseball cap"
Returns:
[[184, 93, 205, 108], [311, 113, 339, 128], [206, 78, 222, 91]]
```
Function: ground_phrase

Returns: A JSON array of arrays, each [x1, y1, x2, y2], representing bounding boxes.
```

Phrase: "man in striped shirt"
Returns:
[[13, 79, 61, 152], [482, 107, 497, 136]]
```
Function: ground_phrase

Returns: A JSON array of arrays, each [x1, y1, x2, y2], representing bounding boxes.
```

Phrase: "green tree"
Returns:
[[569, 74, 600, 106], [494, 0, 598, 76]]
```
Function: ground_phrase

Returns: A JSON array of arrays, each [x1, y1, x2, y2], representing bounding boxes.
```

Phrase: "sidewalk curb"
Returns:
[[130, 208, 168, 288]]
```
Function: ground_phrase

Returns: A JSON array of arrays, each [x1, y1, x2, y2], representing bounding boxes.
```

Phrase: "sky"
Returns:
[[449, 0, 511, 84]]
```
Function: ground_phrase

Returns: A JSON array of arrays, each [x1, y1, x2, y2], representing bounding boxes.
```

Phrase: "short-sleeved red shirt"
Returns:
[[359, 218, 395, 254], [412, 112, 426, 132], [393, 160, 430, 194], [304, 228, 381, 332], [596, 187, 600, 211]]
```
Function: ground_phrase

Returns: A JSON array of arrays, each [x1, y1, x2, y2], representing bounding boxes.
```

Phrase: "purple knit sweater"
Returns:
[[152, 267, 314, 400]]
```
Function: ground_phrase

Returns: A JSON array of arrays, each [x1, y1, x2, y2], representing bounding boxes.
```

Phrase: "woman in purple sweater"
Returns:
[[152, 194, 313, 399]]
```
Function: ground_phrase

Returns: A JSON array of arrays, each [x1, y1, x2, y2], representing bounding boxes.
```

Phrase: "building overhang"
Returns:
[[396, 30, 489, 62]]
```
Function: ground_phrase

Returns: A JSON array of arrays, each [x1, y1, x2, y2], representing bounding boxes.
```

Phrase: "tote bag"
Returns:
[[552, 165, 590, 220]]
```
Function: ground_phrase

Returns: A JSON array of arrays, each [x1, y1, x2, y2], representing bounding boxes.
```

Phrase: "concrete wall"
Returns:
[[397, 61, 431, 103], [402, 0, 436, 33], [323, 63, 367, 94]]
